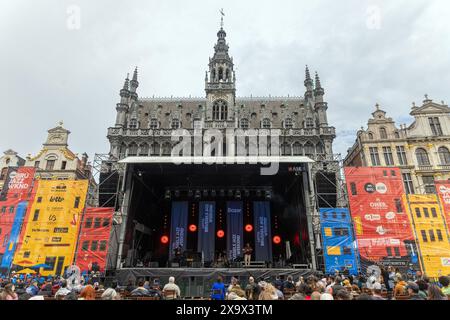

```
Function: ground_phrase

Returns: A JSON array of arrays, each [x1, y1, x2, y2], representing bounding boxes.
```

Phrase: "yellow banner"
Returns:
[[404, 194, 450, 277], [13, 180, 88, 276]]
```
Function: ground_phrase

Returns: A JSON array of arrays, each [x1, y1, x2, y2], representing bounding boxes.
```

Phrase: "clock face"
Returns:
[[50, 134, 64, 143]]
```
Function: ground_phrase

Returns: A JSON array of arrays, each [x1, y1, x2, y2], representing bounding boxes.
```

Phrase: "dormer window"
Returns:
[[379, 127, 387, 139], [368, 132, 374, 140], [129, 119, 138, 129], [284, 118, 293, 129]]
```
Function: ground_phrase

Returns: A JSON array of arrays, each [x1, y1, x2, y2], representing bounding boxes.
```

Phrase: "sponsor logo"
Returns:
[[364, 214, 381, 221], [51, 184, 67, 192], [228, 208, 241, 214], [385, 212, 396, 220], [49, 196, 64, 203], [288, 166, 303, 173], [442, 258, 450, 267], [51, 237, 62, 242], [54, 227, 69, 233], [376, 225, 387, 235], [364, 183, 376, 193], [376, 182, 387, 194]]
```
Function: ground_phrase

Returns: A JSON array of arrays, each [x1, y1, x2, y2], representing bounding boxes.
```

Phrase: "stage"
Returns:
[[114, 267, 315, 297]]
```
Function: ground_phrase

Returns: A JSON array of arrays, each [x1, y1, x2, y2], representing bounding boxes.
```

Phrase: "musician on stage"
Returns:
[[243, 243, 253, 267], [174, 245, 183, 266]]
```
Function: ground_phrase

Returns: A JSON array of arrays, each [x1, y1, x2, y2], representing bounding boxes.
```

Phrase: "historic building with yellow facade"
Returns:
[[344, 95, 450, 195]]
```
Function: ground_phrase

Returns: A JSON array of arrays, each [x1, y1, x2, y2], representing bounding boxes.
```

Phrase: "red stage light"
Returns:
[[189, 224, 197, 232], [245, 224, 253, 232], [160, 236, 169, 244], [273, 236, 281, 244], [217, 230, 225, 238]]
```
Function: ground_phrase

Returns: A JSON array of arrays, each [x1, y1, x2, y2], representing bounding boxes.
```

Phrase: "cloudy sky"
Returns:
[[1, 0, 450, 163]]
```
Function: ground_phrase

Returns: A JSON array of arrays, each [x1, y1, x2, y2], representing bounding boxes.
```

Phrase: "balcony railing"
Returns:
[[417, 165, 433, 171]]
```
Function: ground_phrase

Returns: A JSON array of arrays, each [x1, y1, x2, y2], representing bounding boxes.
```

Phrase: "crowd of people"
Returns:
[[0, 267, 449, 301]]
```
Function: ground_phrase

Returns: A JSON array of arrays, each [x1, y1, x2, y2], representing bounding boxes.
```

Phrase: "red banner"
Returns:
[[0, 167, 35, 201], [75, 207, 114, 273], [435, 181, 450, 231], [344, 167, 419, 273]]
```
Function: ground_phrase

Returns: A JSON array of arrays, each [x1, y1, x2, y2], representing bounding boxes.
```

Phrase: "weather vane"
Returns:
[[220, 8, 225, 28]]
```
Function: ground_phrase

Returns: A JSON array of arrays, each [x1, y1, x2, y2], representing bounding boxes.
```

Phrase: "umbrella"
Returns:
[[16, 268, 36, 274]]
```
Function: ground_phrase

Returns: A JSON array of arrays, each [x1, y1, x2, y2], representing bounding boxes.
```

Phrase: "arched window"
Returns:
[[151, 142, 160, 156], [438, 147, 450, 165], [379, 127, 387, 139], [139, 143, 149, 156], [284, 118, 293, 129], [213, 100, 228, 121], [128, 143, 138, 156], [240, 118, 249, 129], [305, 118, 314, 128], [212, 69, 216, 81], [129, 119, 138, 129], [394, 131, 400, 139], [305, 142, 315, 158], [162, 142, 172, 156], [262, 118, 271, 129], [149, 119, 158, 129], [416, 148, 430, 166], [293, 142, 303, 155], [368, 132, 374, 140], [171, 119, 180, 129], [218, 67, 223, 81], [225, 69, 230, 81]]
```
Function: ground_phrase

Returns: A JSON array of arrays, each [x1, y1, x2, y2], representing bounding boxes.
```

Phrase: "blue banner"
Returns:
[[1, 201, 28, 269], [169, 201, 188, 260], [198, 202, 216, 262], [253, 201, 272, 262], [227, 201, 243, 261], [320, 208, 360, 275]]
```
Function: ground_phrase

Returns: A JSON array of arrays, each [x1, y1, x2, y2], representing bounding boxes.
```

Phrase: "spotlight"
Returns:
[[165, 190, 171, 200], [188, 190, 193, 197], [273, 235, 281, 244], [244, 190, 250, 197], [174, 190, 180, 198], [219, 189, 225, 197], [161, 235, 169, 244], [217, 230, 225, 238], [245, 224, 253, 232], [211, 190, 217, 197], [235, 190, 241, 200], [265, 190, 272, 200], [189, 224, 197, 232], [227, 190, 234, 198], [137, 171, 143, 177], [195, 190, 201, 200], [203, 190, 208, 198]]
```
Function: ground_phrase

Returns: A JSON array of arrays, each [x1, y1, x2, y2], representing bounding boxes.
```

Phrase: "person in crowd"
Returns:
[[125, 279, 136, 293], [79, 284, 96, 300], [227, 277, 238, 293], [38, 280, 53, 297], [427, 284, 447, 300], [320, 293, 334, 300], [245, 276, 260, 300], [380, 266, 390, 292], [387, 266, 396, 292], [54, 280, 71, 299], [406, 282, 425, 300], [393, 274, 407, 298], [311, 291, 321, 300], [130, 279, 150, 296], [162, 276, 181, 300], [273, 275, 283, 292], [64, 291, 79, 300], [356, 293, 372, 300], [335, 289, 352, 300], [1, 283, 19, 300], [438, 276, 450, 296], [330, 276, 344, 297], [26, 280, 39, 297], [295, 276, 304, 288], [274, 283, 284, 300], [283, 275, 295, 290], [258, 282, 278, 300], [371, 283, 385, 300], [101, 288, 121, 300], [211, 276, 226, 300], [416, 280, 428, 299]]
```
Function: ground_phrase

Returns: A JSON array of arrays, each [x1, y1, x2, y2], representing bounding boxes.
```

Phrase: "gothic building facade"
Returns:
[[107, 25, 336, 165]]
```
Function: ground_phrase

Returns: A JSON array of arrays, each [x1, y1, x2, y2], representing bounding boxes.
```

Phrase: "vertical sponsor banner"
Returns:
[[404, 194, 450, 277], [5, 167, 35, 200], [12, 180, 88, 276], [75, 207, 115, 273], [320, 208, 360, 275], [344, 167, 419, 274], [227, 201, 243, 261], [1, 201, 28, 269], [435, 181, 450, 234], [169, 201, 188, 260], [0, 167, 18, 201], [253, 201, 272, 262], [197, 202, 215, 263]]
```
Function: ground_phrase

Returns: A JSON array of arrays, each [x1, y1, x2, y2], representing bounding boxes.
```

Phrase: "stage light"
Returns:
[[189, 224, 197, 232], [174, 190, 180, 197], [195, 190, 201, 200], [273, 235, 281, 244], [244, 190, 250, 197], [164, 190, 171, 200], [256, 190, 262, 198], [219, 189, 225, 197], [227, 190, 233, 197], [161, 236, 169, 244], [217, 230, 225, 238], [203, 190, 208, 197], [235, 190, 241, 200], [265, 190, 272, 200], [245, 224, 253, 232], [211, 190, 217, 197]]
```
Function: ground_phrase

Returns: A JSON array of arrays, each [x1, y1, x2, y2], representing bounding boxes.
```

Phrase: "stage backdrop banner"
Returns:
[[75, 207, 115, 273], [435, 181, 450, 234], [169, 201, 188, 260], [253, 201, 272, 262], [227, 201, 243, 261], [319, 208, 360, 276], [198, 202, 216, 263], [0, 201, 28, 269], [344, 167, 419, 275], [404, 194, 450, 278], [12, 180, 88, 276]]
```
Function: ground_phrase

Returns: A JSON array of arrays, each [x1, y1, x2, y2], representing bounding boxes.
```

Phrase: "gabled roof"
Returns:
[[410, 101, 450, 116]]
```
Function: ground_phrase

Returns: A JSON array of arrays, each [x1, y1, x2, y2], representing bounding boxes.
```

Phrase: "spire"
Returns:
[[130, 66, 139, 99], [315, 72, 322, 89], [314, 71, 324, 98], [304, 65, 314, 100], [132, 67, 138, 82], [120, 74, 130, 98]]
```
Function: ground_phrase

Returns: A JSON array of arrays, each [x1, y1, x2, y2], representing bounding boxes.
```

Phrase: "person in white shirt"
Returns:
[[163, 277, 181, 299]]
